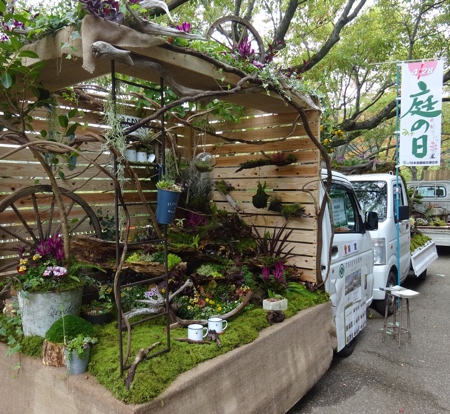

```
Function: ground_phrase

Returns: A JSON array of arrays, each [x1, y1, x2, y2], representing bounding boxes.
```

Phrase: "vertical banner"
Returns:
[[400, 60, 443, 166]]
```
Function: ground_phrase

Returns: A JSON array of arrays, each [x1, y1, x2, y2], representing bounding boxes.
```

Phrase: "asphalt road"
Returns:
[[288, 246, 450, 414]]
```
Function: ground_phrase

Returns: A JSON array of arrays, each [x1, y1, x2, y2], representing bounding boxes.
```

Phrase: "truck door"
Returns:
[[324, 181, 374, 351], [393, 180, 411, 283]]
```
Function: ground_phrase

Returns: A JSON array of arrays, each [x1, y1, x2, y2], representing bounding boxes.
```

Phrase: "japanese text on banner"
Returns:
[[400, 60, 443, 166]]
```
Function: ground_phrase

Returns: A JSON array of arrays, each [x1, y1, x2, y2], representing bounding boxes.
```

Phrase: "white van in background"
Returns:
[[408, 180, 450, 221]]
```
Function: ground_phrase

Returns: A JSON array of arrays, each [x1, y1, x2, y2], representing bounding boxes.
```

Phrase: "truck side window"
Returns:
[[393, 182, 406, 212], [330, 184, 360, 233]]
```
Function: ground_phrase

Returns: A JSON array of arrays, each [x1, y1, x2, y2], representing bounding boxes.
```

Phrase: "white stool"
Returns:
[[382, 286, 420, 347]]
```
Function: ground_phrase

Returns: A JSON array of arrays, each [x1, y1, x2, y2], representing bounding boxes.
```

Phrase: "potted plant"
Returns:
[[81, 283, 114, 324], [263, 290, 288, 311], [64, 334, 98, 375], [156, 177, 182, 224], [43, 314, 95, 367], [14, 233, 98, 337], [252, 181, 270, 209]]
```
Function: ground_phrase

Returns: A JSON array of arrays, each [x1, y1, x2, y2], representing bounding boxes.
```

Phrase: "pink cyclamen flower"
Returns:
[[262, 266, 271, 280], [52, 266, 68, 278]]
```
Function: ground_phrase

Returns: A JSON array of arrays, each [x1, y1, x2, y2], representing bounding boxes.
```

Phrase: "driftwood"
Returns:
[[173, 330, 221, 347], [125, 341, 161, 390], [170, 291, 253, 329], [92, 41, 206, 98], [173, 338, 211, 345], [124, 279, 193, 319], [126, 3, 203, 39], [213, 181, 242, 215]]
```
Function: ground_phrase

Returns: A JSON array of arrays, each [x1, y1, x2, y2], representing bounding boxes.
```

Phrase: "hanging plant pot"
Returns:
[[252, 181, 270, 209], [194, 151, 216, 173], [156, 189, 181, 224]]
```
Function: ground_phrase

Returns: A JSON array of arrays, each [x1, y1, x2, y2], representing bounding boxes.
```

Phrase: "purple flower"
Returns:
[[144, 287, 158, 299], [35, 233, 65, 264], [176, 22, 191, 33], [273, 261, 285, 284], [238, 37, 254, 59], [262, 266, 270, 281]]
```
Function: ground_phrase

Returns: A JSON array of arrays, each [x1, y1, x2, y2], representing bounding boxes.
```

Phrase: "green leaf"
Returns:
[[1, 73, 13, 89], [0, 1, 6, 13], [58, 115, 69, 128], [41, 130, 48, 138], [68, 108, 78, 118], [51, 157, 59, 165], [18, 50, 39, 59], [58, 170, 66, 180], [65, 123, 79, 136]]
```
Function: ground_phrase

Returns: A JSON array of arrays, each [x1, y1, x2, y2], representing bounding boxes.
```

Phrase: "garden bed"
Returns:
[[0, 302, 335, 414]]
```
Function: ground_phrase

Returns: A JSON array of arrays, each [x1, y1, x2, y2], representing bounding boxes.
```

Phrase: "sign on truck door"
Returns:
[[326, 182, 374, 349]]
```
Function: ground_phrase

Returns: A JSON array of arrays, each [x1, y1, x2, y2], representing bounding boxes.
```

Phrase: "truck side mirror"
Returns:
[[395, 205, 409, 222], [365, 211, 378, 231]]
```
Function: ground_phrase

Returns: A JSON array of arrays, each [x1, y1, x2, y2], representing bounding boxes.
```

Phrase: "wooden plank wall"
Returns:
[[0, 90, 321, 282], [210, 110, 321, 282]]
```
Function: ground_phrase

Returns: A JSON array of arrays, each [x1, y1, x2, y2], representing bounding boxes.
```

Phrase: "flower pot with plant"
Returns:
[[64, 334, 98, 375], [81, 282, 114, 324], [156, 177, 182, 224], [263, 291, 288, 311], [252, 181, 270, 209], [14, 233, 98, 337]]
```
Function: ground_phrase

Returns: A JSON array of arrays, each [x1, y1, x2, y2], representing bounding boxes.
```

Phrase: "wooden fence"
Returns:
[[0, 88, 320, 282]]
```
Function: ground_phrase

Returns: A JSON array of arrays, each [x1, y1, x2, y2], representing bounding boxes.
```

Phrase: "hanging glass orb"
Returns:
[[194, 151, 216, 173]]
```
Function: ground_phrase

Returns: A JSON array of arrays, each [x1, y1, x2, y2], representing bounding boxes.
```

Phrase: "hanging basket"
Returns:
[[194, 151, 216, 173], [156, 189, 181, 224]]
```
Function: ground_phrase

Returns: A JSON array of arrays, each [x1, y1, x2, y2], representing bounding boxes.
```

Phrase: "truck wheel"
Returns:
[[336, 337, 357, 358], [372, 270, 397, 316], [418, 269, 427, 281]]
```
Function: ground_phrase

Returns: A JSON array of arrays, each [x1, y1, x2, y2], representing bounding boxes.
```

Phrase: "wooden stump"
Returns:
[[42, 340, 66, 367]]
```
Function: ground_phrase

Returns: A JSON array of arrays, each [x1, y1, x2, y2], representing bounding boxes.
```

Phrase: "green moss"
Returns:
[[87, 289, 329, 405], [45, 315, 94, 343], [21, 336, 44, 357]]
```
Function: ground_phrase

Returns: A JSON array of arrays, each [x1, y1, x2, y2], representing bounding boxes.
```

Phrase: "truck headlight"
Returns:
[[372, 238, 386, 265]]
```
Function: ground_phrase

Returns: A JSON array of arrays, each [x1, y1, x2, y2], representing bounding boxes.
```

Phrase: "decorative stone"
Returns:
[[263, 298, 288, 311]]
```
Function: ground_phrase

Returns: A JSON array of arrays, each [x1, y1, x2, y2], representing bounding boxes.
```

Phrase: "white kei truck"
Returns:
[[321, 170, 379, 355], [348, 173, 438, 315]]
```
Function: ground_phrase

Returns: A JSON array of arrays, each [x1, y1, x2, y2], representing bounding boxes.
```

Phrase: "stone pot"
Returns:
[[18, 287, 83, 337]]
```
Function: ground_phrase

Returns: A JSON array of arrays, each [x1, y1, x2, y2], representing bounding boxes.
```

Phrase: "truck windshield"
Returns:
[[351, 181, 388, 222]]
